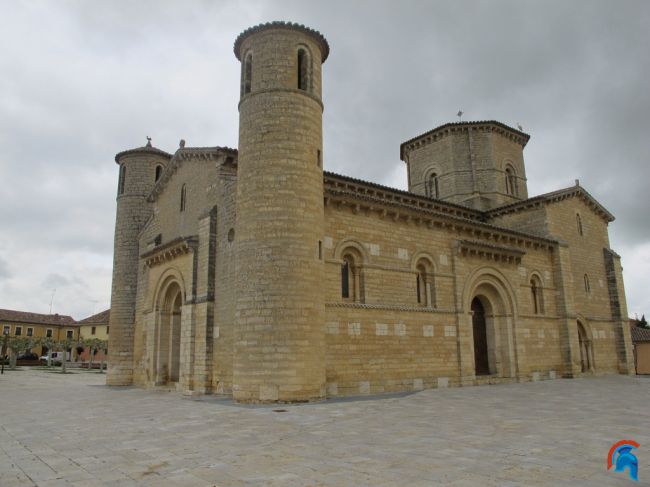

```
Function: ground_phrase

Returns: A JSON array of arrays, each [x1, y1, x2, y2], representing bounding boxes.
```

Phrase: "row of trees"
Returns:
[[1, 335, 108, 373]]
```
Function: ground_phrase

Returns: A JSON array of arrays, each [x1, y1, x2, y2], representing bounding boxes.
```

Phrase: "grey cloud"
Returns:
[[0, 256, 12, 279], [42, 273, 70, 290]]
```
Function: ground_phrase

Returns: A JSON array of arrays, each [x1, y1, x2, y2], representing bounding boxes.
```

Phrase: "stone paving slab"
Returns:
[[0, 368, 648, 486]]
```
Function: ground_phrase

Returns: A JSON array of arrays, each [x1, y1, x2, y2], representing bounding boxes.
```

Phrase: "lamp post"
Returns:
[[1, 329, 9, 374]]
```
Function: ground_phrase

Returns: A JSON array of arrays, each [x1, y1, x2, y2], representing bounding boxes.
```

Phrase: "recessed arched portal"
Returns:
[[464, 268, 518, 380], [471, 297, 490, 376], [154, 280, 183, 386], [577, 320, 594, 373]]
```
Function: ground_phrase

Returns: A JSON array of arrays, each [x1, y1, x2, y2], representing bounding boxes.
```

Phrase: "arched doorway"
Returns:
[[464, 268, 518, 380], [472, 297, 490, 376], [577, 321, 593, 373], [155, 281, 183, 385]]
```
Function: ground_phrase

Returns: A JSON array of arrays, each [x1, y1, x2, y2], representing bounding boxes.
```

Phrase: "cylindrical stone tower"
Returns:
[[232, 22, 329, 402], [107, 141, 171, 386]]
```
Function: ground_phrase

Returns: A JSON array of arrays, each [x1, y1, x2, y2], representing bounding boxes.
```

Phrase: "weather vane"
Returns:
[[457, 110, 463, 122], [146, 136, 152, 147]]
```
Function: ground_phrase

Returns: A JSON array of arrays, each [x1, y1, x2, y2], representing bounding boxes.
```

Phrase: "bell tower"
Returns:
[[232, 22, 329, 402], [107, 140, 171, 386], [400, 121, 530, 210]]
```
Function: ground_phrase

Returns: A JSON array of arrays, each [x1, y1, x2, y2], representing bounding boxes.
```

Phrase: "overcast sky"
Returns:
[[1, 0, 648, 320]]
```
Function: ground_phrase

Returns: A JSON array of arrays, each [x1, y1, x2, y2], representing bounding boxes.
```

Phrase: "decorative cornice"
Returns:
[[324, 171, 484, 221], [141, 236, 198, 267], [486, 184, 615, 223], [176, 146, 238, 161], [456, 239, 525, 264], [400, 120, 530, 161], [325, 302, 453, 313], [234, 21, 330, 62], [324, 172, 557, 252]]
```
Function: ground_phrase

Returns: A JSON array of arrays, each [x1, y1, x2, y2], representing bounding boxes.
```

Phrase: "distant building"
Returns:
[[107, 21, 634, 402], [78, 309, 110, 362], [630, 320, 650, 374], [0, 309, 78, 357]]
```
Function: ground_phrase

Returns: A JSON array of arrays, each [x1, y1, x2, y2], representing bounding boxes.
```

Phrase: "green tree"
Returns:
[[640, 314, 648, 328], [98, 340, 108, 373], [7, 336, 36, 370], [57, 336, 75, 373], [83, 338, 107, 372]]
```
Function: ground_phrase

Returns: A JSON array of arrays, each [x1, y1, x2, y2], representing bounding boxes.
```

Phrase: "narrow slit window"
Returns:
[[242, 53, 252, 96], [584, 274, 590, 293], [155, 165, 163, 182], [428, 173, 439, 198], [341, 260, 350, 298], [576, 214, 583, 236], [180, 184, 187, 212], [415, 259, 435, 307], [297, 48, 310, 91], [505, 166, 518, 196], [118, 165, 126, 195]]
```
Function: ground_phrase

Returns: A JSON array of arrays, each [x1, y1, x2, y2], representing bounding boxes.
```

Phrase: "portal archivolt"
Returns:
[[154, 280, 183, 386], [465, 269, 518, 379]]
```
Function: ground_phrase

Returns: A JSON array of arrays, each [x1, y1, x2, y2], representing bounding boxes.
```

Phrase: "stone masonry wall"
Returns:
[[108, 150, 169, 386], [406, 126, 528, 210], [233, 27, 327, 402], [323, 201, 565, 395], [545, 197, 623, 373]]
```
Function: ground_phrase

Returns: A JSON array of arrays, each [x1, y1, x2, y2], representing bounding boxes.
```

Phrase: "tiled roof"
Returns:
[[115, 144, 172, 164], [400, 120, 530, 160], [0, 309, 76, 326], [485, 184, 615, 223], [78, 309, 110, 325], [630, 322, 650, 343], [324, 171, 558, 247]]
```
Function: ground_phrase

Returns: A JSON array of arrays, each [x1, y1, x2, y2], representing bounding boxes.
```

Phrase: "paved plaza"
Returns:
[[0, 368, 648, 486]]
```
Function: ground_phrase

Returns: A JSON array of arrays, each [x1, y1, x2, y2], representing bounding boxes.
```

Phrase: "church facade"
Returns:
[[106, 22, 634, 402]]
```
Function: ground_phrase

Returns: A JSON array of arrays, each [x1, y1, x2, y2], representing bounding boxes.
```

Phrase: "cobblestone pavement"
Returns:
[[0, 368, 648, 486]]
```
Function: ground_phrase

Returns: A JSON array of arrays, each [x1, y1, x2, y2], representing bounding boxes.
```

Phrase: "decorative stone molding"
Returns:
[[325, 171, 483, 221], [141, 236, 198, 267], [234, 21, 330, 62], [325, 301, 452, 313], [324, 172, 556, 252], [486, 184, 615, 223], [400, 120, 530, 161], [456, 239, 525, 264]]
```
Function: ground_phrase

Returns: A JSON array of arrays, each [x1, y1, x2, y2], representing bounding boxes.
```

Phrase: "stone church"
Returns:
[[107, 21, 634, 402]]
